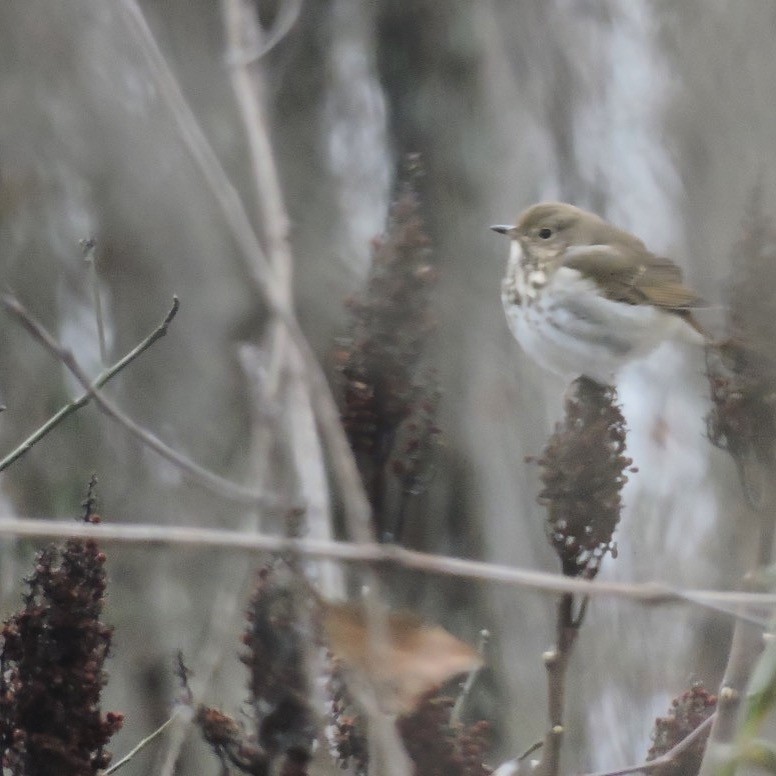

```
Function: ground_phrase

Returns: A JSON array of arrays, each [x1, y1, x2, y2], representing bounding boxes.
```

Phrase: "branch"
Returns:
[[221, 0, 293, 298], [102, 709, 183, 775], [221, 0, 344, 599], [0, 295, 282, 507], [116, 0, 374, 551], [225, 0, 303, 64], [221, 0, 338, 579], [82, 237, 108, 366], [218, 8, 400, 767], [698, 493, 776, 775], [115, 0, 283, 311], [451, 628, 489, 725], [580, 713, 715, 776], [0, 296, 179, 473], [1, 516, 776, 614], [536, 594, 586, 776], [158, 576, 254, 776], [114, 4, 384, 767], [220, 0, 346, 578], [698, 576, 769, 776]]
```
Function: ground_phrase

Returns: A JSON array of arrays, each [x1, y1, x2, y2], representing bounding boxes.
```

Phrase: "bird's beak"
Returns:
[[490, 224, 514, 235]]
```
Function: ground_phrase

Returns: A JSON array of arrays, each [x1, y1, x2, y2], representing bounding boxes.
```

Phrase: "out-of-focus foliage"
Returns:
[[706, 191, 776, 509], [646, 684, 716, 776], [336, 158, 439, 540], [0, 481, 123, 776], [195, 564, 314, 775]]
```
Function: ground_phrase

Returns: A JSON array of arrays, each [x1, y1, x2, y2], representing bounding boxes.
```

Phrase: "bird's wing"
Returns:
[[561, 245, 704, 311]]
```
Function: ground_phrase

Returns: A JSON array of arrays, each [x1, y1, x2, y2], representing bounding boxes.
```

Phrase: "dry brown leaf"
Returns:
[[322, 601, 483, 714]]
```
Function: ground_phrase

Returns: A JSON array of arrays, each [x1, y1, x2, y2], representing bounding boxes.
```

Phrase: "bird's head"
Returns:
[[491, 202, 645, 265]]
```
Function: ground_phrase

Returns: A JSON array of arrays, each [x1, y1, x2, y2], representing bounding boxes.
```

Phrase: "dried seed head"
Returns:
[[537, 377, 630, 578]]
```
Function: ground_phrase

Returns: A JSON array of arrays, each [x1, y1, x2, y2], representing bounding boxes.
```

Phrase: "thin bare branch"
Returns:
[[0, 296, 179, 473], [220, 3, 400, 770], [536, 594, 585, 776], [226, 0, 304, 64], [222, 0, 292, 296], [1, 516, 776, 615], [110, 4, 373, 767], [157, 574, 255, 776], [222, 0, 335, 573], [219, 20, 378, 768], [115, 0, 282, 309], [82, 238, 108, 366], [698, 499, 775, 776], [580, 713, 715, 776], [292, 326, 376, 544], [0, 295, 281, 507], [220, 0, 341, 558], [102, 709, 183, 775], [116, 0, 373, 549], [451, 628, 489, 725]]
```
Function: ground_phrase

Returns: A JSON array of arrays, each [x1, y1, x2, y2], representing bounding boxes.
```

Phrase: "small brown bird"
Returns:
[[492, 202, 705, 384]]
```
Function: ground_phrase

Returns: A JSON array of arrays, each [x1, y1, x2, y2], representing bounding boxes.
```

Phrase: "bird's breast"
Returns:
[[502, 240, 549, 306]]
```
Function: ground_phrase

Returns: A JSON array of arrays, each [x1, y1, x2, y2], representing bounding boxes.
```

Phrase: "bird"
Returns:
[[492, 202, 706, 385]]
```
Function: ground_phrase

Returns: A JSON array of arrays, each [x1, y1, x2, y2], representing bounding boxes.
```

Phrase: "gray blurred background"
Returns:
[[1, 1, 774, 773]]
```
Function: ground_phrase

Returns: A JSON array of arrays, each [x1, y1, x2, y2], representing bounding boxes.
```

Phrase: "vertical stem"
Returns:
[[537, 593, 582, 776], [83, 238, 107, 366], [371, 425, 395, 541], [391, 486, 412, 545], [698, 485, 775, 776], [220, 3, 408, 774]]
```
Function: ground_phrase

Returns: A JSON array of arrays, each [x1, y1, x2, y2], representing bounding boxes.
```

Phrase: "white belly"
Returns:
[[502, 266, 691, 384]]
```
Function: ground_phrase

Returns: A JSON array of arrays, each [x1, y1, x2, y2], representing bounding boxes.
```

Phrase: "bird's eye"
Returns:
[[538, 227, 553, 239]]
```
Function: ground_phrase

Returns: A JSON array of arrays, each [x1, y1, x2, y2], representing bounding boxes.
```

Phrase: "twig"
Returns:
[[115, 0, 374, 550], [225, 0, 303, 65], [221, 0, 292, 297], [492, 741, 545, 775], [219, 4, 403, 772], [697, 580, 767, 776], [157, 574, 254, 776], [220, 0, 294, 455], [536, 593, 586, 776], [81, 237, 108, 366], [451, 628, 489, 725], [222, 0, 339, 585], [101, 709, 183, 775], [219, 19, 344, 776], [115, 0, 282, 310], [220, 0, 337, 557], [0, 295, 281, 507], [113, 2, 382, 766], [292, 328, 376, 544], [519, 740, 544, 762], [579, 713, 715, 776], [698, 486, 775, 776], [0, 296, 179, 473], [1, 515, 776, 614], [215, 14, 342, 776]]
